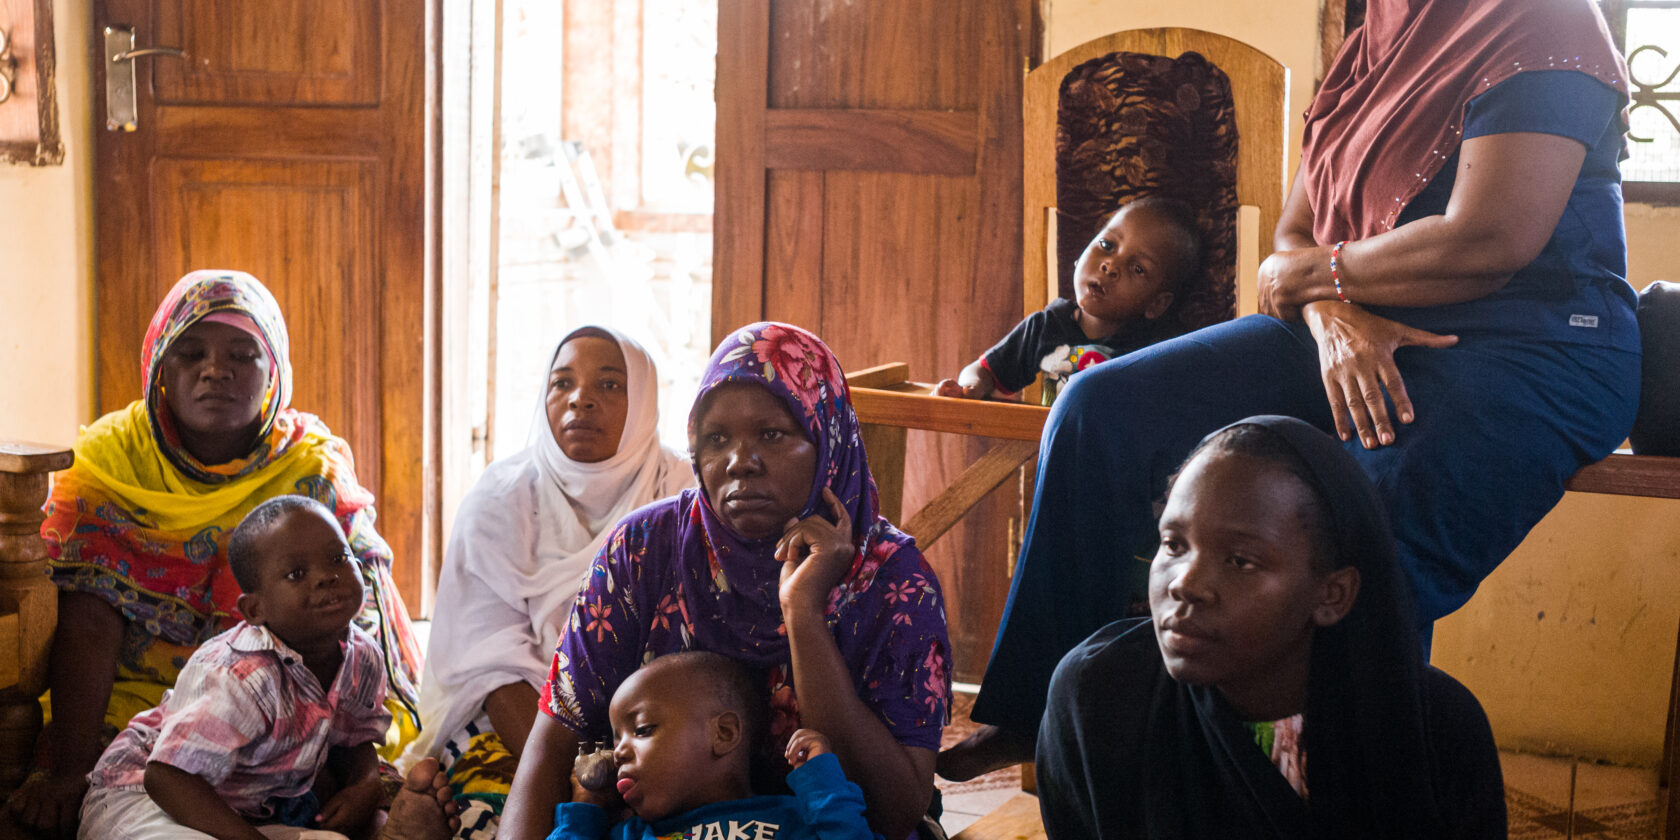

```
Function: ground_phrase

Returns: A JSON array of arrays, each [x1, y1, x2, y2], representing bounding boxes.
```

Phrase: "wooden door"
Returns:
[[715, 1, 1032, 681], [93, 0, 435, 611]]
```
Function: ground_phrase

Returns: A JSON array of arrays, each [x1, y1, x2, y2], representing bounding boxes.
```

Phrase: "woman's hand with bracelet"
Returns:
[[1303, 300, 1457, 449]]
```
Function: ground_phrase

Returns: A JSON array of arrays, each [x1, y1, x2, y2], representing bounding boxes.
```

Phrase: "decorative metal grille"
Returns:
[[1604, 0, 1680, 199]]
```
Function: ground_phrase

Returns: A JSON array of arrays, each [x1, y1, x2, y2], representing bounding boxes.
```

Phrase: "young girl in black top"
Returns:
[[1037, 416, 1506, 839]]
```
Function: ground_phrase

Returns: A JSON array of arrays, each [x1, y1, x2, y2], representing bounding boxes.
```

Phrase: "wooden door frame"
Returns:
[[710, 0, 769, 346]]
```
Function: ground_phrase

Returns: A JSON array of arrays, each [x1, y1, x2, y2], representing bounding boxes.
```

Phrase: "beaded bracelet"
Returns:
[[1329, 240, 1350, 303]]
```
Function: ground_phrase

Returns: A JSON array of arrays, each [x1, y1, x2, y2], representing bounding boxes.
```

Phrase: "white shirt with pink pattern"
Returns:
[[86, 621, 390, 819]]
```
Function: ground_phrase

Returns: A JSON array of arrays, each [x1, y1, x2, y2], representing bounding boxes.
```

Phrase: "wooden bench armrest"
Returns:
[[847, 372, 1680, 502], [846, 368, 1051, 442], [1565, 453, 1680, 500]]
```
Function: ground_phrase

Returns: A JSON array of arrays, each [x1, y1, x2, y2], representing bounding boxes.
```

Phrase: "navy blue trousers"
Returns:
[[970, 314, 1640, 733]]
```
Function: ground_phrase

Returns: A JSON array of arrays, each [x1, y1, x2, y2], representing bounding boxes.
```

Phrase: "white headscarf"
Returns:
[[403, 327, 692, 765]]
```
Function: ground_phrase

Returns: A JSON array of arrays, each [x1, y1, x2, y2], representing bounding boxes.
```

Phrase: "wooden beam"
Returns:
[[860, 423, 908, 524], [850, 386, 1050, 442], [904, 439, 1038, 551], [764, 109, 978, 175], [845, 363, 910, 390]]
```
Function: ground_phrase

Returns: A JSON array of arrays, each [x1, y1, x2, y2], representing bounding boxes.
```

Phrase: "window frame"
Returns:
[[1603, 0, 1680, 205]]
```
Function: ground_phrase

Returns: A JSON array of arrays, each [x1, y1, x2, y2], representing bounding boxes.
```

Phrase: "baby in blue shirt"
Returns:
[[548, 651, 881, 840]]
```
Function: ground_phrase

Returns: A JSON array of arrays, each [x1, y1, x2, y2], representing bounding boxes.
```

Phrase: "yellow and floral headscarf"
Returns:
[[43, 270, 421, 752]]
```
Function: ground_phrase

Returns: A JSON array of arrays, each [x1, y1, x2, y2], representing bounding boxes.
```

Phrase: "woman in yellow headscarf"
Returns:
[[9, 270, 423, 837]]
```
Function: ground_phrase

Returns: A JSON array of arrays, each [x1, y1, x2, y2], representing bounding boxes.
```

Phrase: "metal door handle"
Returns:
[[112, 46, 187, 62], [103, 25, 186, 132]]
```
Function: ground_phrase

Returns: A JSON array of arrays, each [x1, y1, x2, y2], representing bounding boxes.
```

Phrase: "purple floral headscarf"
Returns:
[[691, 322, 880, 581]]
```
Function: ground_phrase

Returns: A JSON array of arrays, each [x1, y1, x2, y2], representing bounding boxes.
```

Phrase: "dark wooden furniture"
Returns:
[[713, 0, 1035, 679], [0, 442, 70, 791], [1023, 27, 1288, 401]]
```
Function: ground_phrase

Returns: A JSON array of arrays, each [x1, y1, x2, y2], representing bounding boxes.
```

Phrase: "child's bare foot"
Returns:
[[6, 769, 89, 838], [379, 758, 458, 840], [936, 724, 1036, 782]]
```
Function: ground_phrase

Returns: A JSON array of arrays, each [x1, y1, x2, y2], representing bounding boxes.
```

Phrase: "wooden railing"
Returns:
[[0, 443, 70, 791]]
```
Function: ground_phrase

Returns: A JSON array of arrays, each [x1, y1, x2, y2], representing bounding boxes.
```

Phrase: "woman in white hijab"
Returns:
[[405, 326, 691, 838]]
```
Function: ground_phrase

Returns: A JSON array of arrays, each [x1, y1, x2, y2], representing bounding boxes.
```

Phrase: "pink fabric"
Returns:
[[86, 622, 390, 819], [1271, 713, 1307, 799], [200, 310, 266, 341], [1301, 0, 1628, 242]]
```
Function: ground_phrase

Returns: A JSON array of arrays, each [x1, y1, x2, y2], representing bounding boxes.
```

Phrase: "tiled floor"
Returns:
[[1505, 751, 1659, 839], [939, 772, 1025, 835], [937, 687, 1026, 835], [937, 686, 1665, 838]]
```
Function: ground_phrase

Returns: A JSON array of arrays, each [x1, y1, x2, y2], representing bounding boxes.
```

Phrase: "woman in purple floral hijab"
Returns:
[[502, 322, 951, 840]]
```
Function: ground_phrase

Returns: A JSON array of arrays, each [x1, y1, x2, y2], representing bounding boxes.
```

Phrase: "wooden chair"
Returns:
[[856, 24, 1290, 578], [1024, 28, 1289, 336], [849, 363, 1045, 557], [0, 443, 70, 791]]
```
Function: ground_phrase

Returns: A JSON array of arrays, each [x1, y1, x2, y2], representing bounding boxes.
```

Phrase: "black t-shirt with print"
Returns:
[[982, 298, 1169, 401]]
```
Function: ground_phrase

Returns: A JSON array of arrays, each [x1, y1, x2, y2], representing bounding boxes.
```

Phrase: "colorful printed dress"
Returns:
[[40, 270, 422, 756], [539, 322, 952, 778]]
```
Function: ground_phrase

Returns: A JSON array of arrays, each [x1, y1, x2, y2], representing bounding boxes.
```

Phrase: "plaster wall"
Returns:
[[1433, 205, 1680, 766], [0, 0, 93, 448]]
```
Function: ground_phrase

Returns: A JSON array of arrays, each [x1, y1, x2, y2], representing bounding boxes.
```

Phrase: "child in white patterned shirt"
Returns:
[[78, 495, 391, 840]]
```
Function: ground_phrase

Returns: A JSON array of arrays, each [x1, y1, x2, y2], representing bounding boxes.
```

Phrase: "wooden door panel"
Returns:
[[154, 0, 381, 105], [762, 110, 977, 175], [814, 172, 976, 368], [767, 3, 978, 109], [150, 157, 380, 477], [96, 0, 432, 611], [717, 0, 1028, 681], [813, 171, 1010, 676], [763, 170, 825, 332]]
